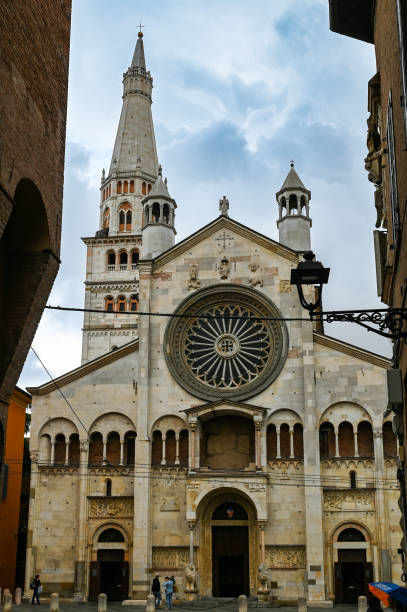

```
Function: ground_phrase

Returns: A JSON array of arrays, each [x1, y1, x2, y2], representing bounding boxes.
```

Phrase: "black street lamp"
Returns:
[[290, 251, 407, 340], [290, 251, 330, 316]]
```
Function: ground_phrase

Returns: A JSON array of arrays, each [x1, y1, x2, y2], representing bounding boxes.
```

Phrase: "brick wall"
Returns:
[[0, 1, 72, 413]]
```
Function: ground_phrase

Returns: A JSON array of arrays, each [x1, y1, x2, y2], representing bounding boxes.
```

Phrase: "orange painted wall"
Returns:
[[0, 387, 31, 590]]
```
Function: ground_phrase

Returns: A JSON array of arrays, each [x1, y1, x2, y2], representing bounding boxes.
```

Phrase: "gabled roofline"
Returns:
[[142, 215, 299, 270], [27, 339, 139, 396], [313, 332, 391, 369]]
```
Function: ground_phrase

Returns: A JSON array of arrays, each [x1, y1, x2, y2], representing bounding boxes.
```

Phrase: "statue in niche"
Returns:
[[188, 263, 201, 289], [185, 564, 197, 591], [219, 195, 229, 217], [258, 564, 270, 593], [249, 261, 263, 287], [219, 257, 230, 279]]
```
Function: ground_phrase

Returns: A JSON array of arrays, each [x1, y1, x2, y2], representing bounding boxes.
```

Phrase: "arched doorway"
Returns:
[[89, 527, 129, 602], [334, 526, 372, 603], [197, 489, 258, 597], [212, 502, 249, 597]]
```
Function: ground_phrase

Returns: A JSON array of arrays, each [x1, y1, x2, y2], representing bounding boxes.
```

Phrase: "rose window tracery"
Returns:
[[164, 285, 287, 401], [185, 304, 271, 389]]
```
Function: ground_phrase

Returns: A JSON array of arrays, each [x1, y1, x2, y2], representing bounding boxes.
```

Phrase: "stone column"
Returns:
[[161, 435, 166, 465], [159, 203, 164, 223], [65, 440, 70, 465], [175, 433, 180, 466], [120, 439, 124, 466], [354, 431, 359, 457], [254, 417, 263, 470], [73, 439, 89, 602], [132, 261, 153, 599], [50, 441, 55, 465], [276, 429, 281, 459], [259, 521, 266, 564], [289, 428, 294, 459], [301, 315, 330, 604], [189, 422, 197, 470], [24, 451, 40, 599], [373, 427, 391, 580], [102, 439, 107, 464], [334, 429, 339, 458], [188, 521, 195, 564]]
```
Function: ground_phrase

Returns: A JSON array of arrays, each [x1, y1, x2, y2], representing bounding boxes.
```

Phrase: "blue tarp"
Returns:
[[369, 582, 407, 606]]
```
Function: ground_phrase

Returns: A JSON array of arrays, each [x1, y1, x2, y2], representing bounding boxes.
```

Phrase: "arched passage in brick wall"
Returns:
[[0, 178, 55, 402]]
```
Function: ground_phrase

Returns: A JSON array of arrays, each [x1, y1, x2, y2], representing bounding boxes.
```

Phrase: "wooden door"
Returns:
[[334, 562, 343, 603], [119, 562, 129, 601], [89, 561, 101, 601], [364, 562, 374, 593]]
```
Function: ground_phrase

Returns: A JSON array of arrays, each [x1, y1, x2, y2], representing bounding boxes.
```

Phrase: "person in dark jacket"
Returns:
[[31, 575, 41, 605], [367, 595, 383, 612], [152, 574, 161, 609]]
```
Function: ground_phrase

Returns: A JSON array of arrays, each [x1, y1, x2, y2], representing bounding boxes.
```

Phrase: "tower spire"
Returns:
[[131, 30, 146, 69]]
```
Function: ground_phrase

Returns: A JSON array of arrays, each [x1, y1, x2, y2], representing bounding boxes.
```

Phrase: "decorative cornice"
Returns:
[[313, 332, 391, 369], [27, 339, 139, 395], [82, 236, 142, 246], [85, 282, 139, 291], [146, 216, 298, 271]]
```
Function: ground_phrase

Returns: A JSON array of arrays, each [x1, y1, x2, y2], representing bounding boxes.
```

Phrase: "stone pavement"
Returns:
[[14, 604, 358, 612]]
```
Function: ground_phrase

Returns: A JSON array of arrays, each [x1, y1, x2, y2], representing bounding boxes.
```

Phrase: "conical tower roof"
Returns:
[[108, 32, 158, 178], [143, 166, 176, 205], [131, 31, 146, 69], [276, 162, 311, 198]]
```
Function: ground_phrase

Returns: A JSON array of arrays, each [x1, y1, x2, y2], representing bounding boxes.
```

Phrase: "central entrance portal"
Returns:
[[211, 502, 249, 597]]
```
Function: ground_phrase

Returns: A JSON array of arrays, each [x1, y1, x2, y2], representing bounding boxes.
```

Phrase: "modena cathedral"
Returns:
[[25, 33, 401, 606]]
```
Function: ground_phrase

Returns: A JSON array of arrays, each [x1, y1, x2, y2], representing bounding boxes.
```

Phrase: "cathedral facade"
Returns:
[[25, 34, 401, 605]]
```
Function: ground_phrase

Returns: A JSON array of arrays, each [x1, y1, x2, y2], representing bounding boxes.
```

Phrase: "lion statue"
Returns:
[[258, 563, 270, 593], [185, 564, 196, 591]]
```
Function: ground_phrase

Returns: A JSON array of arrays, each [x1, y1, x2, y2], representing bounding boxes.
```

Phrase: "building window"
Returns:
[[105, 296, 114, 312], [103, 208, 110, 230], [130, 180, 135, 193], [131, 250, 139, 269], [163, 204, 170, 224], [397, 0, 407, 145], [387, 91, 400, 247], [350, 471, 357, 489], [142, 182, 147, 195], [129, 294, 138, 312], [117, 181, 122, 194], [117, 296, 126, 312], [124, 181, 128, 194], [152, 203, 160, 222], [119, 251, 128, 270], [106, 479, 112, 497], [148, 183, 152, 193], [126, 210, 132, 231], [107, 251, 116, 270]]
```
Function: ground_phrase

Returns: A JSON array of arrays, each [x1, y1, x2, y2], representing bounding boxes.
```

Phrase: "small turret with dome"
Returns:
[[276, 161, 312, 252], [141, 165, 177, 258]]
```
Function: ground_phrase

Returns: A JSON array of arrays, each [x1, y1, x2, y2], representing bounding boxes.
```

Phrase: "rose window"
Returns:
[[184, 304, 271, 389], [164, 285, 288, 401]]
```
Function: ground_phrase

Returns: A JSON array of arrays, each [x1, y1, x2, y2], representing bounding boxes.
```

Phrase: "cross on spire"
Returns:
[[138, 21, 145, 37]]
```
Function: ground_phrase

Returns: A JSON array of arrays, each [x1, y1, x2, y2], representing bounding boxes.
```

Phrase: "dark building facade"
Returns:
[[0, 1, 72, 488], [329, 0, 407, 569]]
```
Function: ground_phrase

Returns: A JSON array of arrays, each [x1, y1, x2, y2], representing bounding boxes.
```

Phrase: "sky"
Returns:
[[18, 0, 392, 390]]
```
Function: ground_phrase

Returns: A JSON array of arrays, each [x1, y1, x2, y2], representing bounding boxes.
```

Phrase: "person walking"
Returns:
[[163, 576, 174, 610], [152, 574, 161, 609], [31, 575, 41, 605]]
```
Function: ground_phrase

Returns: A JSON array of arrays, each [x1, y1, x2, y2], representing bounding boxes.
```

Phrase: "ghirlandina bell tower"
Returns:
[[81, 32, 160, 363]]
